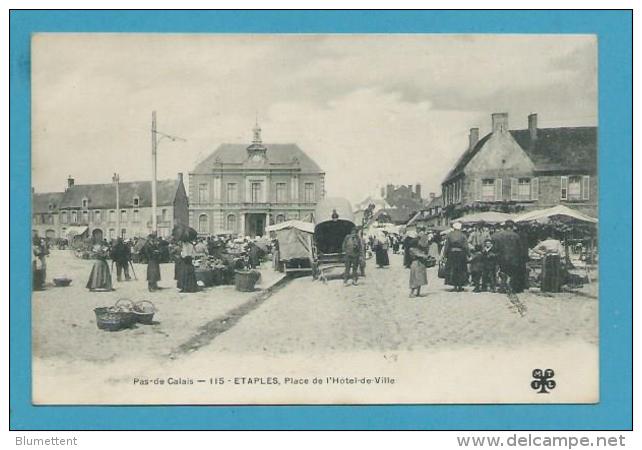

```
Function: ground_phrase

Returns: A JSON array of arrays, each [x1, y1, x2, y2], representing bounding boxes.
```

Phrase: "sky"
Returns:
[[31, 34, 597, 205]]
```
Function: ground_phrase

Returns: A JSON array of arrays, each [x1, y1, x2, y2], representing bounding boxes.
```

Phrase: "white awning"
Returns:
[[265, 220, 314, 234], [65, 226, 88, 237], [515, 205, 598, 224]]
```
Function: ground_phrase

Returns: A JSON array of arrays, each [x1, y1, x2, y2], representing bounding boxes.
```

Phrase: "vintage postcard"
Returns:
[[30, 33, 599, 405]]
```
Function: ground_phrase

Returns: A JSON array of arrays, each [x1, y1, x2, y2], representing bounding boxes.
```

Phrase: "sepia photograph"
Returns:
[[29, 33, 599, 405]]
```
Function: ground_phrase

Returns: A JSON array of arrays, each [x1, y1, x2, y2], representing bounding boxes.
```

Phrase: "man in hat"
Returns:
[[110, 237, 131, 282], [357, 227, 367, 277], [342, 226, 362, 286], [143, 233, 162, 292], [444, 221, 469, 292], [468, 222, 490, 250], [491, 220, 526, 293]]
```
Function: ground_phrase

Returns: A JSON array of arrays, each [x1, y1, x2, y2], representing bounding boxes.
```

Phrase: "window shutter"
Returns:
[[474, 179, 481, 202], [582, 176, 590, 200], [531, 177, 539, 201], [495, 178, 503, 201], [560, 176, 568, 200], [510, 178, 518, 201]]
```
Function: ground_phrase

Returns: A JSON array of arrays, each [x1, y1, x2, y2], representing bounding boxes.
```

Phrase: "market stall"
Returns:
[[266, 220, 314, 274]]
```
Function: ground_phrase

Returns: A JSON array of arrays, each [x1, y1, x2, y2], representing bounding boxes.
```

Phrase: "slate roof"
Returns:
[[424, 195, 443, 209], [372, 207, 416, 225], [443, 126, 597, 183], [32, 192, 65, 214], [192, 143, 323, 174], [58, 179, 182, 209]]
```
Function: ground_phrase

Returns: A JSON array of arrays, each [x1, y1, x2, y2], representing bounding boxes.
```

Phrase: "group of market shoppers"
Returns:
[[338, 219, 529, 297]]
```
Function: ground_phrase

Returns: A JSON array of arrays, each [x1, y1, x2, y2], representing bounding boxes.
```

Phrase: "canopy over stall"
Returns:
[[266, 220, 315, 234], [65, 226, 88, 239], [267, 221, 314, 263], [515, 205, 598, 224]]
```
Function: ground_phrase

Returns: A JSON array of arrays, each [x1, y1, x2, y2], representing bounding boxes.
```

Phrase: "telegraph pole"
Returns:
[[150, 111, 185, 236], [151, 111, 158, 234], [113, 173, 120, 239]]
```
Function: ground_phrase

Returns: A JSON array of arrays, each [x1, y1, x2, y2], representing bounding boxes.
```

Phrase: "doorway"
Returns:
[[245, 213, 266, 237]]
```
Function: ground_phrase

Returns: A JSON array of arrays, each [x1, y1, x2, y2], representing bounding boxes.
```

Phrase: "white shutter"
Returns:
[[531, 177, 539, 201], [510, 178, 518, 201], [582, 176, 590, 200], [495, 178, 503, 201], [560, 176, 568, 200]]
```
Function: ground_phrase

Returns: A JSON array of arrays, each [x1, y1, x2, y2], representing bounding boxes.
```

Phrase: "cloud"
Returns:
[[31, 33, 597, 205]]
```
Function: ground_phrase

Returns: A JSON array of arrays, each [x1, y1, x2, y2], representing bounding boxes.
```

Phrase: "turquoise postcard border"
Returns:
[[9, 10, 632, 430]]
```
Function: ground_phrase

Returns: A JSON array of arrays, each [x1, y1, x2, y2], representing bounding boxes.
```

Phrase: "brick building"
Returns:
[[441, 113, 597, 221], [189, 123, 325, 237], [32, 174, 189, 241]]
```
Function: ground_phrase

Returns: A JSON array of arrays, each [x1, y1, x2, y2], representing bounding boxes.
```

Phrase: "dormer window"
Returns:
[[48, 203, 54, 210], [133, 196, 140, 207], [82, 198, 88, 209]]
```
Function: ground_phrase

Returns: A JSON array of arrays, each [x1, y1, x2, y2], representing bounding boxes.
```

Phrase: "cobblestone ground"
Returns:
[[207, 253, 598, 353], [32, 250, 284, 362]]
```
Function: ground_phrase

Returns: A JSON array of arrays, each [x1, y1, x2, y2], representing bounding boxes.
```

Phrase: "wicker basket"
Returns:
[[94, 307, 135, 331], [53, 277, 72, 287], [132, 300, 156, 325], [234, 270, 261, 292]]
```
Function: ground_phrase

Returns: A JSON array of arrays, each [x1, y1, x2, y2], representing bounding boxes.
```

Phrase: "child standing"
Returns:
[[481, 239, 498, 292], [469, 245, 484, 293]]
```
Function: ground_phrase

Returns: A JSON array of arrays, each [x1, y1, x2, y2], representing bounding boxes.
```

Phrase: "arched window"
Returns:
[[198, 214, 208, 234], [226, 214, 237, 232], [276, 214, 285, 224]]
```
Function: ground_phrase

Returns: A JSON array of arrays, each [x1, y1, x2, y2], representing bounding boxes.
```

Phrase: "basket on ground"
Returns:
[[53, 277, 72, 287], [234, 270, 261, 292], [132, 300, 156, 324], [94, 307, 135, 331]]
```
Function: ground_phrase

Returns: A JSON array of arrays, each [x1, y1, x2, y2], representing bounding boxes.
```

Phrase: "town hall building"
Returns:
[[188, 123, 325, 237]]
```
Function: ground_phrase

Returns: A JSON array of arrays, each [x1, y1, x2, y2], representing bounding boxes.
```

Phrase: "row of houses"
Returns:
[[357, 112, 597, 231], [32, 122, 326, 240], [32, 176, 189, 241]]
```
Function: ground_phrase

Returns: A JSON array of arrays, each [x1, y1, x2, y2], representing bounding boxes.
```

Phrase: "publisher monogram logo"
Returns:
[[531, 369, 556, 394]]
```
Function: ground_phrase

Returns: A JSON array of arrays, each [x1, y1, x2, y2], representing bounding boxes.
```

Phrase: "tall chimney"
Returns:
[[491, 112, 509, 134], [415, 183, 422, 198], [528, 113, 538, 140], [468, 127, 479, 150], [67, 175, 75, 189], [178, 172, 184, 183]]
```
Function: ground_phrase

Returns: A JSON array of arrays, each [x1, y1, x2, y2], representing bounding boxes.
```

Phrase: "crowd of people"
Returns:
[[32, 229, 269, 294], [335, 218, 569, 298]]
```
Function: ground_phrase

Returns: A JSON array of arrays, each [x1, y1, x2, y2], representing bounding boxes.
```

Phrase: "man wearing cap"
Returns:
[[444, 221, 469, 292], [491, 220, 526, 293], [342, 227, 362, 286]]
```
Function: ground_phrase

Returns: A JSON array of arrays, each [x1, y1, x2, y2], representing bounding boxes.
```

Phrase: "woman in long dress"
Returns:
[[444, 222, 469, 292], [374, 233, 390, 268], [144, 235, 162, 292], [408, 230, 430, 297], [86, 243, 113, 291], [179, 241, 199, 293], [172, 242, 184, 290]]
